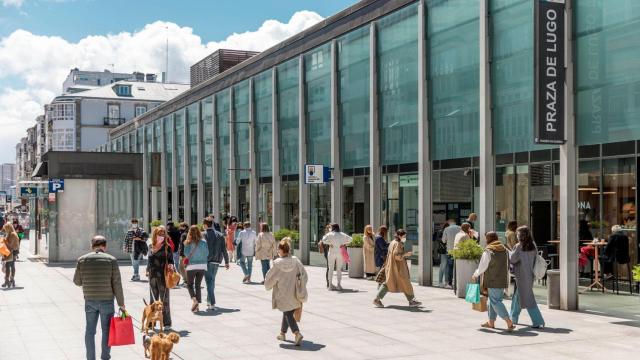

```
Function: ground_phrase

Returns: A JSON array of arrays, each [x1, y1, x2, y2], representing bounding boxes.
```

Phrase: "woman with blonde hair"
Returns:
[[183, 225, 209, 313], [265, 238, 308, 346], [1, 223, 20, 288], [363, 225, 376, 279], [146, 225, 175, 329], [255, 223, 277, 284]]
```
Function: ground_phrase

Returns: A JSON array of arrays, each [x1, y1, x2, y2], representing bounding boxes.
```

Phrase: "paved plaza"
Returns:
[[1, 242, 639, 360]]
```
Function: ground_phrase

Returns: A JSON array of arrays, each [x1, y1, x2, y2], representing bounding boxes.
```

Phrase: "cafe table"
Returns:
[[580, 240, 607, 293]]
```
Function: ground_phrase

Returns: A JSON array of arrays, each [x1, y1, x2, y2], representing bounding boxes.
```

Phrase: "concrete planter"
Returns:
[[347, 247, 364, 278], [455, 259, 479, 298]]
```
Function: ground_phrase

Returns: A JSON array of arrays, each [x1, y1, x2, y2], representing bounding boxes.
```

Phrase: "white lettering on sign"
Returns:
[[578, 201, 591, 210], [544, 8, 559, 133]]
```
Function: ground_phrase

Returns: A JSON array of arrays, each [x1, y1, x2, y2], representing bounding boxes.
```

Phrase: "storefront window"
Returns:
[[529, 163, 553, 244], [216, 91, 230, 188], [428, 0, 479, 160], [575, 1, 640, 145], [258, 183, 273, 225], [337, 26, 370, 169], [578, 160, 602, 239], [602, 158, 636, 268], [378, 3, 418, 165], [496, 166, 515, 228], [309, 183, 330, 267], [202, 97, 213, 184], [277, 59, 299, 176], [187, 103, 198, 186], [342, 176, 370, 235], [233, 81, 250, 181], [282, 181, 299, 231], [175, 110, 185, 186]]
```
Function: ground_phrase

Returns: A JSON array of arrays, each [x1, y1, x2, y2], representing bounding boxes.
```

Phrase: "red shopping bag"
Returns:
[[108, 311, 135, 347], [340, 246, 350, 264]]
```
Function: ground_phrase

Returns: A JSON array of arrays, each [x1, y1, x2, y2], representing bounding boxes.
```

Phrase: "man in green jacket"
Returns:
[[73, 236, 126, 360]]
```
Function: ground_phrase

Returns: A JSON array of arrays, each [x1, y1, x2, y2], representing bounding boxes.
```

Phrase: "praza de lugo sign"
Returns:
[[534, 0, 566, 145]]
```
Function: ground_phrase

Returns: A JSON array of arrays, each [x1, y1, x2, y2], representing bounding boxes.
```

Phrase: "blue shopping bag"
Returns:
[[465, 282, 480, 304]]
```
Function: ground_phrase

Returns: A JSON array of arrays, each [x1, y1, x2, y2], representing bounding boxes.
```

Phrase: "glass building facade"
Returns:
[[104, 0, 640, 307]]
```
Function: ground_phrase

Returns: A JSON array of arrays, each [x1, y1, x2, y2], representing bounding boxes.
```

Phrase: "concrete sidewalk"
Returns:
[[1, 242, 639, 359]]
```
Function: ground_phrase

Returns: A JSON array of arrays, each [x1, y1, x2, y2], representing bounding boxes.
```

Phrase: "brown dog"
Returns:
[[149, 332, 180, 360], [141, 299, 164, 334]]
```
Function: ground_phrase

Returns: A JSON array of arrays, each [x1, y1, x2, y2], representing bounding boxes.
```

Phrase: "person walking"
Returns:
[[363, 225, 376, 279], [73, 235, 126, 360], [471, 231, 514, 332], [1, 223, 20, 288], [203, 218, 229, 311], [226, 217, 238, 263], [454, 222, 472, 248], [374, 225, 389, 273], [122, 219, 148, 281], [373, 229, 422, 307], [264, 238, 308, 346], [466, 213, 477, 230], [509, 226, 545, 328], [146, 226, 174, 330], [208, 214, 222, 232], [166, 222, 181, 271], [321, 223, 352, 291], [505, 221, 518, 250], [237, 222, 257, 283], [255, 223, 277, 284], [11, 219, 24, 258], [182, 225, 209, 313], [440, 219, 460, 288]]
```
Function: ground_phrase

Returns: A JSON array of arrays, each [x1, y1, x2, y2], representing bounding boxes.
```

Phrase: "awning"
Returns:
[[31, 161, 48, 178]]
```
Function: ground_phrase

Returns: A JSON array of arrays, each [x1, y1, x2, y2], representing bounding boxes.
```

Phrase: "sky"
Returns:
[[0, 0, 356, 164]]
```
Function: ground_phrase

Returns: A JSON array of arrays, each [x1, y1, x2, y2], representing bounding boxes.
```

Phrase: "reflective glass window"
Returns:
[[175, 110, 185, 186], [164, 116, 173, 188], [216, 91, 230, 187], [202, 97, 213, 184], [234, 81, 250, 180], [254, 70, 273, 178], [305, 43, 332, 165], [277, 59, 300, 176], [187, 103, 198, 185]]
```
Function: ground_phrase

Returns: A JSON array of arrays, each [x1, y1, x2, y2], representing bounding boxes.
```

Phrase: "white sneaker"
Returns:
[[294, 332, 304, 346], [277, 333, 286, 341]]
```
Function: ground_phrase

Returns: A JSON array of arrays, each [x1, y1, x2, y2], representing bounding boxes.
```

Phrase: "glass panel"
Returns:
[[309, 183, 331, 266], [378, 3, 419, 165], [575, 1, 640, 145], [175, 110, 185, 186], [491, 0, 554, 154], [277, 59, 299, 176], [602, 158, 637, 270], [529, 163, 553, 244], [164, 116, 173, 188], [234, 81, 250, 180], [428, 0, 479, 160], [305, 43, 332, 166], [516, 164, 529, 227], [187, 103, 198, 185], [258, 183, 273, 225], [282, 181, 299, 230], [495, 166, 515, 226], [578, 160, 602, 239], [216, 91, 230, 187], [254, 70, 273, 178], [154, 120, 162, 153], [202, 97, 213, 184], [337, 26, 370, 169]]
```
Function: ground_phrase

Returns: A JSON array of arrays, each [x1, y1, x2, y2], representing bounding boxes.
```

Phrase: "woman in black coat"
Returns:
[[374, 225, 389, 271], [146, 226, 175, 330]]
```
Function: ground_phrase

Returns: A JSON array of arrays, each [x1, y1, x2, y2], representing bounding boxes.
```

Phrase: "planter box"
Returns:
[[347, 247, 364, 278], [455, 259, 479, 298]]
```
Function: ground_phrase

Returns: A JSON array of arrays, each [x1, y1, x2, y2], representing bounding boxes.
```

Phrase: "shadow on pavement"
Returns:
[[611, 321, 640, 328], [335, 288, 361, 294], [383, 305, 431, 313], [0, 286, 25, 291], [478, 328, 539, 337], [194, 307, 240, 317], [280, 340, 326, 351], [165, 329, 191, 338], [529, 326, 573, 334]]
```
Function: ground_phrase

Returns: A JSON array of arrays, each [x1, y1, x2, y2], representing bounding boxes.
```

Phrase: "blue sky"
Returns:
[[0, 0, 356, 164]]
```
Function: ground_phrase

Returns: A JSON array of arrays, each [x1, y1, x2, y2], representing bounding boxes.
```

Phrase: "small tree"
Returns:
[[449, 239, 483, 260], [347, 233, 364, 248]]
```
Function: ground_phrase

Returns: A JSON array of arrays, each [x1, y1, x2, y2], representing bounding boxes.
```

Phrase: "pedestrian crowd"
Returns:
[[67, 210, 554, 359]]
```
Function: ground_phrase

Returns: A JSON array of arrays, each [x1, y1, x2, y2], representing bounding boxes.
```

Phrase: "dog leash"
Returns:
[[130, 306, 186, 360]]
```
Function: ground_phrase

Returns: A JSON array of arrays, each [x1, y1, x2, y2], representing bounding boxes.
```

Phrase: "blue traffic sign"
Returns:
[[49, 178, 65, 193], [20, 187, 38, 198]]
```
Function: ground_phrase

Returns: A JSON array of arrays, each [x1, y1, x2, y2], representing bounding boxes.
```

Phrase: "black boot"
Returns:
[[1, 279, 7, 288], [10, 279, 15, 288]]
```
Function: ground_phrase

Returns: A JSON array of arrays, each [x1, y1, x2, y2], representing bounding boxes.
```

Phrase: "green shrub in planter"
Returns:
[[149, 219, 162, 228], [633, 265, 640, 282], [449, 239, 483, 260], [348, 233, 364, 248], [274, 228, 299, 248]]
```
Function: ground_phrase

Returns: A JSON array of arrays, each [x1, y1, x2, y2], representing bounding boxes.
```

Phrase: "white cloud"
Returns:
[[0, 10, 324, 163], [2, 0, 25, 8]]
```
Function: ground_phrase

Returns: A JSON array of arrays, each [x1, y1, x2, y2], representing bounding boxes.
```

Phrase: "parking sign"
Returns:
[[49, 178, 65, 193]]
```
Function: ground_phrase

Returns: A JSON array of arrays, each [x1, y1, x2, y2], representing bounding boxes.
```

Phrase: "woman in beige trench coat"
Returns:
[[363, 225, 376, 279], [373, 229, 422, 308]]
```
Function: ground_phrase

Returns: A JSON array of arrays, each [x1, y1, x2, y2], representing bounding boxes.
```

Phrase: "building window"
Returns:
[[115, 85, 131, 96], [108, 104, 120, 119], [135, 105, 147, 117]]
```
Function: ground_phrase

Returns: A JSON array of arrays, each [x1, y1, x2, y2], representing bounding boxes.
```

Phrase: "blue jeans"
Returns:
[[487, 288, 510, 321], [510, 286, 545, 327], [85, 300, 115, 360], [260, 259, 270, 280], [239, 256, 254, 277], [204, 262, 220, 305], [130, 253, 140, 276]]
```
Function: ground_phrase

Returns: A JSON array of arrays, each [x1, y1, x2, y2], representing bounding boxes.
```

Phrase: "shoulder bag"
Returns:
[[164, 241, 180, 288], [182, 242, 199, 267]]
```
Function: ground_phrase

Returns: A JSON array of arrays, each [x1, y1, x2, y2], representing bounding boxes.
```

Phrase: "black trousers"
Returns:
[[149, 276, 171, 326], [186, 269, 205, 303], [4, 261, 15, 281], [281, 310, 299, 334]]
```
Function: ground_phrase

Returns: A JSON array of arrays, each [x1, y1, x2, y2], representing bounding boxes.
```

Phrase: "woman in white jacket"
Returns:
[[264, 238, 308, 346], [255, 223, 277, 284]]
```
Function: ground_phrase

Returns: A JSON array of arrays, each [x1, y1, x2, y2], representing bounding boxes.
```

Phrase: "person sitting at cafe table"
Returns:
[[601, 225, 630, 280]]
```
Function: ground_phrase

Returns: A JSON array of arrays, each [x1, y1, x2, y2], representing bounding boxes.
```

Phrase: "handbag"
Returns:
[[164, 242, 180, 288], [0, 241, 10, 257], [295, 262, 308, 303], [374, 258, 387, 284], [108, 310, 135, 346], [472, 295, 488, 312], [465, 282, 480, 304], [293, 305, 303, 322], [340, 246, 350, 264], [183, 242, 198, 267], [533, 250, 548, 280]]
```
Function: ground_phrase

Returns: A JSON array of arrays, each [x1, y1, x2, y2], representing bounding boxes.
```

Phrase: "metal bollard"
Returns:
[[547, 269, 560, 309]]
